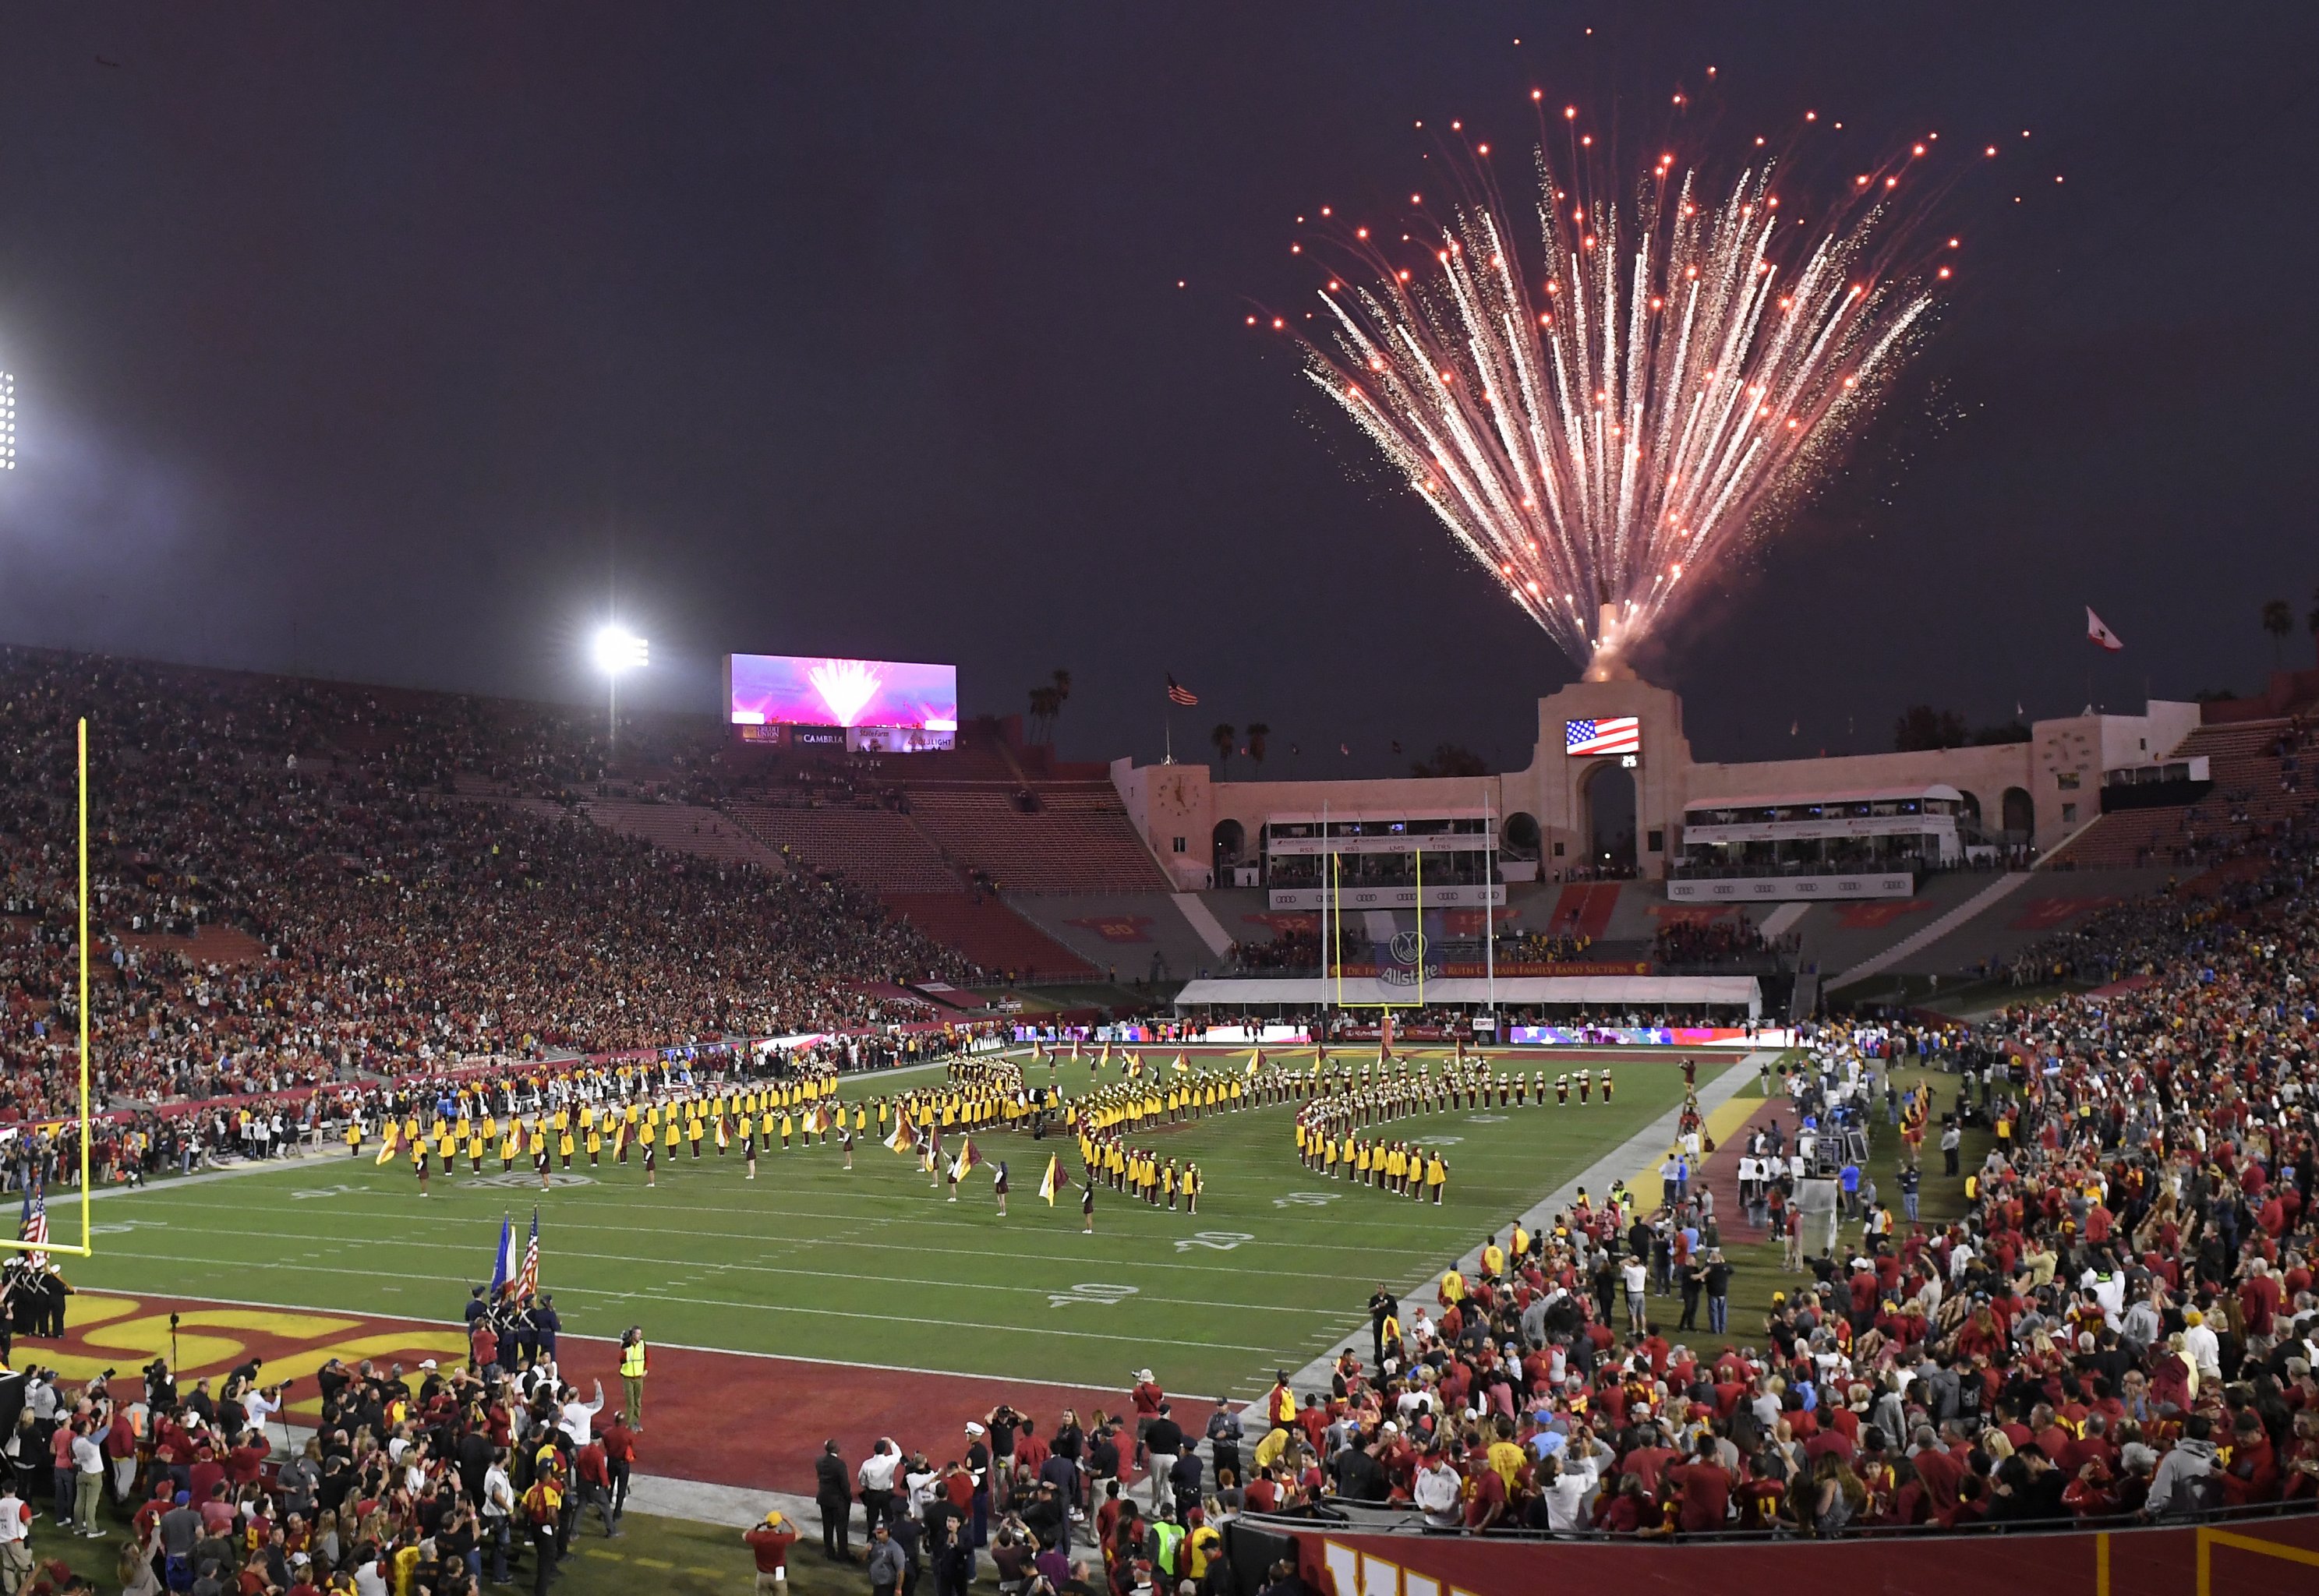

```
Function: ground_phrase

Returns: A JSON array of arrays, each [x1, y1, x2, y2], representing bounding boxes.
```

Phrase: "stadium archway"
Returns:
[[2001, 786, 2034, 839], [1582, 762, 1636, 876], [1959, 791, 1982, 826], [1211, 819, 1246, 877], [1501, 812, 1540, 860]]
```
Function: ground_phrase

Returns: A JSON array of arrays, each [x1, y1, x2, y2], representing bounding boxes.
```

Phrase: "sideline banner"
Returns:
[[1292, 1513, 2319, 1596]]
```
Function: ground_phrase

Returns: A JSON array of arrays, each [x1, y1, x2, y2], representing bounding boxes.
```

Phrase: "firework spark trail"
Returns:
[[1305, 139, 1938, 680]]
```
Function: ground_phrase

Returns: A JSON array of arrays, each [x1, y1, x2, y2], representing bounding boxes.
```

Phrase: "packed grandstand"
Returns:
[[0, 641, 2316, 1596]]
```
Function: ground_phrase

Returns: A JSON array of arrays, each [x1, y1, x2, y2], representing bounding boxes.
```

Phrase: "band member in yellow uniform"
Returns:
[[345, 1117, 364, 1158], [1425, 1149, 1448, 1205], [585, 1109, 603, 1168], [558, 1120, 576, 1172], [1183, 1163, 1202, 1215], [467, 1121, 486, 1174], [663, 1114, 681, 1160], [437, 1121, 457, 1174], [1162, 1159, 1177, 1211]]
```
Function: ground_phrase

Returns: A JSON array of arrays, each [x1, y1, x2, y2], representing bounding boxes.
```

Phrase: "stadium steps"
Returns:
[[1823, 872, 2031, 990], [879, 892, 1096, 982], [721, 802, 964, 893], [578, 799, 791, 871], [903, 783, 1172, 892], [2045, 717, 2315, 869]]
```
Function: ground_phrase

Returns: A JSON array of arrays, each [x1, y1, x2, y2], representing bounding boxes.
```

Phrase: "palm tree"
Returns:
[[1210, 722, 1236, 775], [1026, 684, 1059, 742], [1246, 722, 1271, 768], [2262, 598, 2294, 665]]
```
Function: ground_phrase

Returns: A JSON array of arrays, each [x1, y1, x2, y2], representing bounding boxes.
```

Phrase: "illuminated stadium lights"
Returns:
[[591, 624, 649, 675], [590, 623, 647, 761], [1, 371, 14, 469]]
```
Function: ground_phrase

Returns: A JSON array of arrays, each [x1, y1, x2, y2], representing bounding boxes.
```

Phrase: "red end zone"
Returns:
[[41, 1292, 1211, 1495]]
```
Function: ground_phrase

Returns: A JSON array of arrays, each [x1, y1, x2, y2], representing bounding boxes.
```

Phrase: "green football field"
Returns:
[[66, 1050, 1718, 1396]]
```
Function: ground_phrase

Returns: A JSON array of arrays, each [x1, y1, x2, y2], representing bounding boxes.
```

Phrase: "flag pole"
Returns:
[[1484, 781, 1496, 1033]]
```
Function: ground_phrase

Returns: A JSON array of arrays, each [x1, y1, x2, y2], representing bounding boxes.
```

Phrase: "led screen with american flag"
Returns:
[[1564, 717, 1642, 757]]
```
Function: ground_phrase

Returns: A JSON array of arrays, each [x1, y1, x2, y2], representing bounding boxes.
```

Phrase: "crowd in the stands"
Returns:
[[1652, 918, 1772, 969], [0, 648, 975, 1123], [1244, 846, 2319, 1538]]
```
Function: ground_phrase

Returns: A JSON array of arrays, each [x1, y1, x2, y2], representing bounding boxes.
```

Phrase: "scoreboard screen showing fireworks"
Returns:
[[1565, 717, 1642, 761], [725, 653, 959, 752]]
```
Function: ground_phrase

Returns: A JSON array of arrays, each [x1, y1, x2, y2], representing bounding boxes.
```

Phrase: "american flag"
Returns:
[[1564, 716, 1642, 757], [1165, 675, 1199, 707], [515, 1209, 539, 1298], [18, 1182, 48, 1269]]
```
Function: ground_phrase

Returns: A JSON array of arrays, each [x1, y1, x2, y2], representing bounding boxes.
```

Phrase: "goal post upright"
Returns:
[[79, 715, 91, 1256]]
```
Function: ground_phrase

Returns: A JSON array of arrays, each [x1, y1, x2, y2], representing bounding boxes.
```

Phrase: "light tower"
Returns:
[[591, 624, 648, 763], [1, 372, 16, 469]]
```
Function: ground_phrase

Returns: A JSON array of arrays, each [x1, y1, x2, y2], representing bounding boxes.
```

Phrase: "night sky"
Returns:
[[2, 5, 2314, 774]]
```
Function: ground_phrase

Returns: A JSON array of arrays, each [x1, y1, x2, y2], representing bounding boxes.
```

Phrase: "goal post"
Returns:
[[2, 718, 95, 1260]]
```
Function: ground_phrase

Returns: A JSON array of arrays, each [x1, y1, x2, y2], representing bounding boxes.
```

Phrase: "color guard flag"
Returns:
[[2086, 607, 2125, 651], [886, 1118, 917, 1155], [1038, 1155, 1061, 1206], [17, 1183, 48, 1270], [374, 1124, 401, 1166], [949, 1139, 983, 1182], [610, 1119, 628, 1159], [1246, 1050, 1264, 1076], [1172, 1053, 1189, 1074], [514, 1210, 540, 1298], [487, 1215, 515, 1300]]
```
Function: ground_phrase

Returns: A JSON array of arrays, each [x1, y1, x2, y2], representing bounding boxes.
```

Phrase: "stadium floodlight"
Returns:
[[591, 624, 648, 761], [1, 371, 15, 469], [592, 624, 649, 676]]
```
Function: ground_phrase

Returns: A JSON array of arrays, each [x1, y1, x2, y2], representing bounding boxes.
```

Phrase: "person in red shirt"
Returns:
[[600, 1414, 638, 1523], [1462, 1458, 1508, 1531], [744, 1509, 799, 1590], [1666, 1436, 1732, 1533], [1129, 1371, 1165, 1467], [576, 1437, 617, 1537]]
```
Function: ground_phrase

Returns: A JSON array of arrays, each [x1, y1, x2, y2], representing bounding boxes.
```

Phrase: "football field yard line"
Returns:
[[141, 1193, 1387, 1284], [91, 1223, 1331, 1314]]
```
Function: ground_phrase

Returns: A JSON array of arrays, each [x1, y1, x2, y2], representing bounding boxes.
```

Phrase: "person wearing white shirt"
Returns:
[[857, 1439, 902, 1534], [2183, 1310, 2222, 1382], [559, 1379, 606, 1448], [482, 1454, 516, 1584], [71, 1425, 106, 1536], [1412, 1456, 1462, 1529], [0, 1485, 30, 1587], [1534, 1444, 1600, 1534]]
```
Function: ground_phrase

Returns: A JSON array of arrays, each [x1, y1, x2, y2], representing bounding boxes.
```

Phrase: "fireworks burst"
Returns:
[[1299, 118, 1952, 680]]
